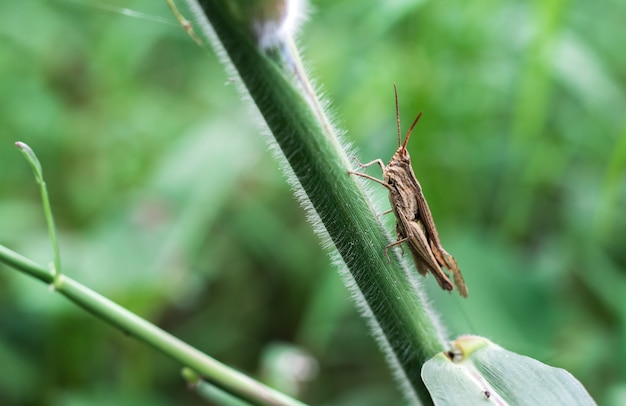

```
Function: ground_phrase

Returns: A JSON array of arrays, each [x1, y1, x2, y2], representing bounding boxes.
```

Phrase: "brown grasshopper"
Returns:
[[349, 85, 468, 297]]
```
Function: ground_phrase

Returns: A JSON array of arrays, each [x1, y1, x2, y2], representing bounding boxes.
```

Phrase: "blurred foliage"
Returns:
[[0, 0, 624, 405]]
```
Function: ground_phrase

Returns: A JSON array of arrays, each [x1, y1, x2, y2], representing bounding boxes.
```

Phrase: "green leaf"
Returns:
[[422, 335, 596, 406]]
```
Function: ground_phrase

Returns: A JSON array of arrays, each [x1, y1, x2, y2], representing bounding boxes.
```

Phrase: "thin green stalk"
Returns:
[[183, 368, 251, 406], [3, 142, 304, 406], [0, 243, 304, 406], [15, 142, 61, 278], [185, 1, 449, 403], [166, 0, 203, 46], [0, 244, 53, 283]]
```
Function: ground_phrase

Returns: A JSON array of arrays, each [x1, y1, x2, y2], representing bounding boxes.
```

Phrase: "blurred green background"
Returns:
[[1, 0, 625, 404]]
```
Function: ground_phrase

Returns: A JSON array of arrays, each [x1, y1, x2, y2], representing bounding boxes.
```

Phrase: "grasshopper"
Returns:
[[349, 85, 468, 297]]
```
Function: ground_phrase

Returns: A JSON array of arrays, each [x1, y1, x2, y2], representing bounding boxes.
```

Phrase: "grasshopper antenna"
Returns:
[[394, 84, 423, 150], [403, 111, 423, 149], [394, 83, 402, 147]]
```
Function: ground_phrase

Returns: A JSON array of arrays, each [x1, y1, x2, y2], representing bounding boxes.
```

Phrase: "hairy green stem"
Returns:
[[186, 0, 448, 402]]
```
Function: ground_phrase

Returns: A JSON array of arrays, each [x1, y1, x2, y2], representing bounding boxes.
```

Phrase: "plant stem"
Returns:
[[8, 141, 307, 403], [0, 243, 305, 406], [15, 142, 62, 278], [186, 1, 448, 402]]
